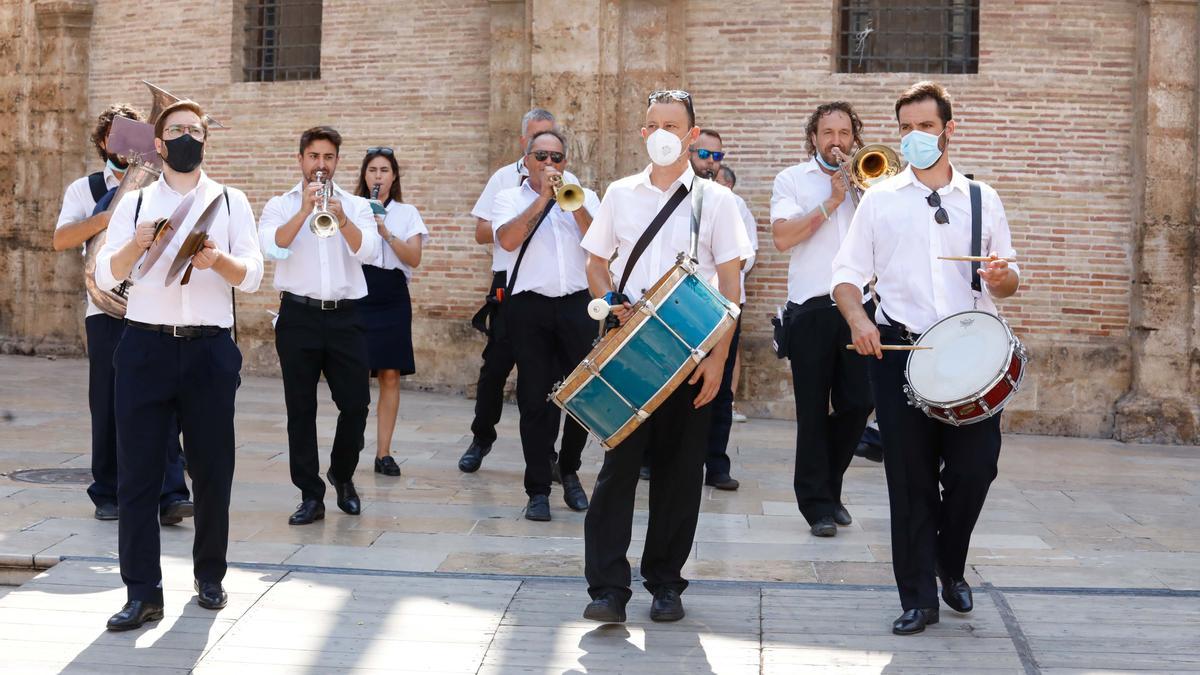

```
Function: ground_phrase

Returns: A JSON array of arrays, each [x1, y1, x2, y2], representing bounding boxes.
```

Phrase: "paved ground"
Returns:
[[1, 354, 1198, 673]]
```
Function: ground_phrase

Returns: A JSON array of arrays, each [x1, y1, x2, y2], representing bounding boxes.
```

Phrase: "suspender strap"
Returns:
[[969, 180, 982, 294], [618, 183, 689, 294], [87, 171, 107, 203], [504, 198, 557, 298]]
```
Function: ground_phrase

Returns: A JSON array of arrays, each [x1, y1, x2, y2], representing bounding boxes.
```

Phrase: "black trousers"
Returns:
[[703, 312, 742, 477], [870, 326, 1001, 610], [470, 271, 515, 447], [275, 299, 370, 502], [114, 326, 239, 604], [585, 381, 713, 604], [86, 314, 189, 509], [787, 302, 873, 524]]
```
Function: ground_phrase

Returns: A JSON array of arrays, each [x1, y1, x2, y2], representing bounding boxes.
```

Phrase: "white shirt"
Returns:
[[370, 201, 429, 281], [730, 192, 759, 304], [96, 172, 264, 327], [471, 159, 579, 272], [771, 157, 863, 305], [56, 165, 121, 317], [580, 164, 752, 304], [259, 180, 381, 301], [491, 181, 600, 298], [830, 164, 1020, 334]]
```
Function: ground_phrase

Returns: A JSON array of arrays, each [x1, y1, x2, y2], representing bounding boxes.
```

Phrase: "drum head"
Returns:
[[907, 311, 1011, 404]]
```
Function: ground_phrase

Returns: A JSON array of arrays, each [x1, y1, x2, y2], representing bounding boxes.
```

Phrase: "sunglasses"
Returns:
[[366, 147, 394, 156], [926, 191, 950, 225], [530, 150, 565, 163], [647, 89, 691, 105], [691, 149, 725, 161]]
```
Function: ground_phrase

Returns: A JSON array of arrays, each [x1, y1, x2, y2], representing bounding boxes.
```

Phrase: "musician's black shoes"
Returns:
[[374, 455, 401, 476], [892, 607, 939, 635], [288, 500, 325, 525], [649, 588, 685, 622], [833, 504, 853, 526], [94, 503, 119, 521], [458, 440, 491, 473], [327, 471, 361, 515], [159, 499, 194, 526], [525, 494, 551, 521], [704, 473, 740, 491], [583, 593, 626, 623], [561, 473, 589, 511], [195, 580, 228, 610], [106, 600, 164, 631], [810, 515, 837, 537], [940, 578, 973, 613]]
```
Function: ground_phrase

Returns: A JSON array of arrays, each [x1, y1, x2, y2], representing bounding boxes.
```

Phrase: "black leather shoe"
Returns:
[[374, 455, 401, 476], [327, 471, 361, 515], [288, 500, 325, 525], [561, 472, 589, 511], [940, 578, 973, 613], [106, 600, 164, 631], [649, 588, 685, 622], [195, 580, 228, 610], [458, 440, 491, 473], [159, 499, 194, 526], [704, 472, 740, 491], [833, 504, 853, 526], [892, 607, 939, 635], [525, 494, 551, 521], [583, 593, 626, 623], [638, 465, 651, 481], [810, 515, 837, 537], [855, 441, 884, 463], [94, 503, 119, 521]]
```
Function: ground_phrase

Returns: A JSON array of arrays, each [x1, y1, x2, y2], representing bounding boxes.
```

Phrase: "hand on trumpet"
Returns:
[[326, 195, 347, 230], [538, 165, 563, 201], [301, 176, 325, 213], [827, 147, 850, 207]]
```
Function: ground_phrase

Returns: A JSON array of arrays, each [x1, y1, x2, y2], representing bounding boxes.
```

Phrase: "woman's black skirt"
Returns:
[[360, 265, 415, 376]]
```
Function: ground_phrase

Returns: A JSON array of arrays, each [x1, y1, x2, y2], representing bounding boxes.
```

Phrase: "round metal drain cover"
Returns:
[[9, 468, 93, 485]]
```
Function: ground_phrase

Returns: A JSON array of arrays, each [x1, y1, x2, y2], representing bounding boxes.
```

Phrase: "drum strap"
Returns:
[[617, 183, 689, 294], [969, 180, 982, 295], [503, 198, 557, 299]]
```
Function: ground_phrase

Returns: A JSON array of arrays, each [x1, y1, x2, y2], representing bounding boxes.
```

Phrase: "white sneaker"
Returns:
[[731, 407, 748, 423]]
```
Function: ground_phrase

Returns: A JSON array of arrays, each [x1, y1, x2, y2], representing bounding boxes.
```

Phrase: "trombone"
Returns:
[[833, 144, 902, 207], [550, 175, 586, 212]]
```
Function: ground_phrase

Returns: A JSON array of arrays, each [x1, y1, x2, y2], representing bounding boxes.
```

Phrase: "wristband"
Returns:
[[818, 202, 830, 220]]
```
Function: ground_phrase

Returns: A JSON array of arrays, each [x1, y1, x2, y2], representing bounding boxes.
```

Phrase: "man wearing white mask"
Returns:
[[579, 89, 751, 625]]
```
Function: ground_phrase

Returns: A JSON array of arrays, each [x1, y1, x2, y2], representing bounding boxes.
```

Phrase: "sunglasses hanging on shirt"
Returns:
[[926, 191, 950, 225]]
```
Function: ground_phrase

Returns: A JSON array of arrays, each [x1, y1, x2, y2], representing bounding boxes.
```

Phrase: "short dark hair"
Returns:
[[647, 89, 696, 128], [525, 129, 568, 155], [894, 80, 953, 126], [804, 102, 864, 158], [356, 148, 403, 204], [718, 165, 736, 188], [299, 126, 343, 155], [699, 128, 722, 142], [91, 104, 143, 161], [154, 100, 208, 141]]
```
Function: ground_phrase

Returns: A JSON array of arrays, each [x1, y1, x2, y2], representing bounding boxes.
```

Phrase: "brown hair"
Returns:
[[153, 100, 208, 140], [91, 104, 143, 161], [299, 126, 343, 155], [894, 80, 953, 125], [356, 148, 403, 204], [804, 102, 864, 158], [699, 128, 722, 142]]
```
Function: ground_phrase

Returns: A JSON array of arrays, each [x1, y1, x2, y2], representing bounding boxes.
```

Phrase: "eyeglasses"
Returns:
[[530, 150, 565, 163], [163, 124, 205, 141], [647, 89, 691, 105], [366, 147, 394, 156], [926, 191, 950, 225], [691, 149, 725, 161]]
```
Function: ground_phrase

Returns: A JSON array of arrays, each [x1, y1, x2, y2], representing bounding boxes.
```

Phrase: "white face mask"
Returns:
[[645, 128, 684, 166]]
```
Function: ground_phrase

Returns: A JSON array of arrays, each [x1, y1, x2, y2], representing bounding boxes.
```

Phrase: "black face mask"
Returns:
[[161, 135, 204, 173]]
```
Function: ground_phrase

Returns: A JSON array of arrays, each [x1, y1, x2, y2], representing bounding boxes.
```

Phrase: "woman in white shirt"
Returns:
[[354, 148, 429, 477]]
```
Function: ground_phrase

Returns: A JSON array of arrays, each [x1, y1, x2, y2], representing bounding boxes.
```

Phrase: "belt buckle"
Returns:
[[320, 299, 337, 311], [171, 325, 182, 338]]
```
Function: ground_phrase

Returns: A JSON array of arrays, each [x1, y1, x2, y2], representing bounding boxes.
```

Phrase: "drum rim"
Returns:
[[903, 310, 1021, 408]]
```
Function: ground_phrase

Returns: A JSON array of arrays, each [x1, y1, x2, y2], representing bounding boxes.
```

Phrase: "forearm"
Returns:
[[211, 252, 248, 287], [709, 265, 742, 361], [274, 211, 306, 248], [496, 196, 551, 252], [109, 239, 145, 282], [586, 255, 613, 298], [833, 282, 870, 326], [387, 235, 423, 268], [340, 217, 364, 253], [474, 217, 494, 245], [53, 212, 110, 251], [572, 208, 593, 235], [772, 199, 837, 251]]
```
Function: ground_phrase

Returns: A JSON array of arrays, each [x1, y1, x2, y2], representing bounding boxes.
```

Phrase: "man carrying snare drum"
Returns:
[[833, 81, 1020, 636]]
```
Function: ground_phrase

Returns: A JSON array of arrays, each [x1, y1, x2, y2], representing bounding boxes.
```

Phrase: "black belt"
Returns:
[[281, 291, 356, 311], [877, 307, 921, 343], [126, 320, 224, 339]]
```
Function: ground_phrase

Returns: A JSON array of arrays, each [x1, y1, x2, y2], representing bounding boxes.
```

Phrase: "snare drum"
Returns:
[[551, 258, 740, 449], [902, 310, 1028, 426]]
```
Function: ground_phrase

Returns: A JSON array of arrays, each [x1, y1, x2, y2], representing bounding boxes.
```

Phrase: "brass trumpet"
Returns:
[[306, 170, 339, 238], [551, 175, 585, 213], [834, 144, 902, 206]]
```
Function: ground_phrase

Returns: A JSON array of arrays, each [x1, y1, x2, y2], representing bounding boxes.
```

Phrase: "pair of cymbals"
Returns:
[[134, 192, 225, 286]]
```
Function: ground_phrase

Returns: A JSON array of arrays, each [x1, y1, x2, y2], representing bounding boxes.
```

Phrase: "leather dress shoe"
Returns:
[[561, 472, 589, 511], [854, 441, 883, 463], [940, 578, 973, 613], [525, 494, 551, 521], [288, 499, 325, 525], [458, 440, 491, 473], [327, 470, 361, 515], [892, 607, 939, 635], [705, 472, 740, 491], [649, 588, 685, 622], [638, 465, 651, 481], [106, 600, 164, 631], [810, 515, 837, 537], [583, 593, 626, 623], [159, 499, 194, 526], [94, 503, 119, 521], [195, 580, 228, 610], [374, 455, 401, 476], [833, 504, 853, 526]]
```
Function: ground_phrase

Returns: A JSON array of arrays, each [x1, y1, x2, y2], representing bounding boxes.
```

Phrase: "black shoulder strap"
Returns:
[[504, 198, 557, 298], [969, 180, 982, 293], [87, 171, 107, 203], [223, 185, 238, 344], [617, 183, 689, 294], [134, 190, 143, 222]]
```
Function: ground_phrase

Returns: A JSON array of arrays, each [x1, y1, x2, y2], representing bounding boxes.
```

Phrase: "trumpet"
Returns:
[[833, 144, 902, 207], [551, 175, 585, 213], [306, 170, 339, 238]]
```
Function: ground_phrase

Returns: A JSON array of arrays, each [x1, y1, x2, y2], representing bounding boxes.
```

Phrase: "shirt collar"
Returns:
[[799, 156, 825, 175], [286, 178, 351, 197], [515, 159, 529, 177], [102, 163, 120, 187], [635, 163, 697, 193], [895, 163, 970, 196], [156, 170, 211, 198]]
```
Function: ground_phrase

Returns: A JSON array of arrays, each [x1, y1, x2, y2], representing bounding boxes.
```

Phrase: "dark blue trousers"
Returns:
[[86, 314, 189, 509], [114, 326, 239, 604]]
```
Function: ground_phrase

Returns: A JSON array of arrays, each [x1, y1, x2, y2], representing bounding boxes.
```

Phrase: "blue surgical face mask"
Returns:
[[814, 151, 839, 172], [900, 128, 946, 170]]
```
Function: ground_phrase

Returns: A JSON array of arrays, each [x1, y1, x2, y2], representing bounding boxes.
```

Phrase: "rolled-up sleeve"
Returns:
[[580, 189, 617, 260], [490, 187, 522, 242], [984, 189, 1020, 287], [830, 192, 876, 297], [347, 196, 381, 263], [94, 189, 138, 291], [228, 189, 264, 293], [736, 195, 758, 273], [257, 195, 292, 260], [709, 191, 752, 266], [770, 170, 804, 223]]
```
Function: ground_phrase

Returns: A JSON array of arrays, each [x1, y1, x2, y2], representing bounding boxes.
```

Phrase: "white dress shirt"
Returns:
[[730, 192, 759, 304], [771, 157, 864, 305], [491, 181, 600, 298], [471, 159, 579, 273], [830, 165, 1020, 334], [259, 180, 381, 301], [96, 172, 264, 327], [370, 200, 429, 281], [581, 164, 752, 304], [56, 165, 120, 317]]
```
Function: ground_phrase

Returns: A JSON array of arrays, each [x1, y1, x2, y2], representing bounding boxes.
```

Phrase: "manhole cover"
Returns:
[[8, 468, 93, 485]]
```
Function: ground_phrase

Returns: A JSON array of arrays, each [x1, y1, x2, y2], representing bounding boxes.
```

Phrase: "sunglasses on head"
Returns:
[[691, 149, 725, 161], [926, 191, 950, 225], [647, 89, 691, 105], [530, 150, 565, 163], [366, 147, 394, 156]]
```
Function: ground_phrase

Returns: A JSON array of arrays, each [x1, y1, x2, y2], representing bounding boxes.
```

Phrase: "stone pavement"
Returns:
[[1, 354, 1198, 673]]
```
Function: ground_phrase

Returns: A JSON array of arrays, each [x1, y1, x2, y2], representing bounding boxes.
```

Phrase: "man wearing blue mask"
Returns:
[[832, 81, 1020, 636]]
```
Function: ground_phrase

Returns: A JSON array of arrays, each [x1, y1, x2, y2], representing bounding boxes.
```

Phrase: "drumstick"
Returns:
[[844, 344, 932, 351], [937, 256, 1015, 263]]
